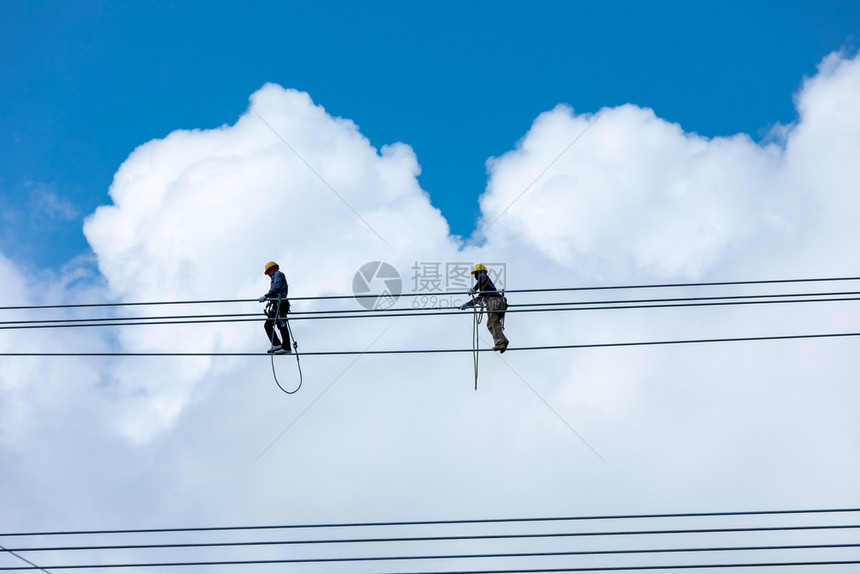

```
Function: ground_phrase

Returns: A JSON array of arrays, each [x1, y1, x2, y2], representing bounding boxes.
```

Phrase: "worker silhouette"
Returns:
[[459, 264, 509, 352], [258, 261, 291, 354]]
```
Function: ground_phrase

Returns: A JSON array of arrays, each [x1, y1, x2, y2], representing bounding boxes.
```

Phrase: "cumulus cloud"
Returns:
[[2, 52, 860, 537], [481, 52, 860, 286], [81, 84, 462, 443], [480, 105, 791, 281]]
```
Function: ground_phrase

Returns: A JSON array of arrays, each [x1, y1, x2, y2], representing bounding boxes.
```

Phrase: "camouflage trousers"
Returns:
[[485, 296, 508, 348]]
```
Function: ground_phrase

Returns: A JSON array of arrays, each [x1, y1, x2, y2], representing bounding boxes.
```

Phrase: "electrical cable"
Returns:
[[3, 331, 860, 357], [6, 523, 860, 551], [4, 523, 860, 570], [512, 290, 860, 308], [1, 556, 858, 572], [4, 510, 858, 570], [5, 534, 860, 554], [0, 545, 52, 574], [393, 562, 860, 573], [2, 507, 855, 538], [3, 275, 860, 311], [4, 292, 860, 331]]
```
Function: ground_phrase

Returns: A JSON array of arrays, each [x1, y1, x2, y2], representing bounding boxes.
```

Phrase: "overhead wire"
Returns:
[[3, 274, 860, 312], [3, 542, 860, 563], [3, 506, 856, 538], [3, 275, 860, 361], [4, 525, 860, 551], [2, 508, 859, 572], [3, 331, 860, 357], [0, 556, 858, 571], [4, 290, 860, 331], [0, 545, 51, 574]]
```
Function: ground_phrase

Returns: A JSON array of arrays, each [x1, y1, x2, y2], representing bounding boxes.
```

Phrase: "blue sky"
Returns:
[[1, 0, 859, 269]]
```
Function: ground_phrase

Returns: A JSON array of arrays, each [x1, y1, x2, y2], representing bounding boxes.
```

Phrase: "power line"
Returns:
[[5, 534, 860, 554], [2, 507, 855, 538], [0, 546, 51, 574], [3, 275, 860, 311], [2, 331, 860, 357], [390, 562, 860, 574], [4, 291, 860, 331], [3, 508, 857, 572], [512, 290, 860, 308], [2, 545, 860, 572], [1, 557, 859, 572]]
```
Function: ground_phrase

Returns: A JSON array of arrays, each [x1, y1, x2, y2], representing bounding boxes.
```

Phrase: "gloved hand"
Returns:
[[258, 296, 267, 303]]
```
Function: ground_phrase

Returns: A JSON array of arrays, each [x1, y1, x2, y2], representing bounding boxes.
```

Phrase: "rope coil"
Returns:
[[268, 298, 302, 395]]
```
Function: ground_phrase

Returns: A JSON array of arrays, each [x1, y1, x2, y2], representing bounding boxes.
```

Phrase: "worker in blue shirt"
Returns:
[[258, 261, 291, 354]]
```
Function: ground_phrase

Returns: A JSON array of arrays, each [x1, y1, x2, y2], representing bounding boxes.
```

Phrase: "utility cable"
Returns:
[[4, 275, 860, 311], [6, 523, 860, 551], [1, 552, 859, 572], [4, 330, 860, 357], [0, 545, 52, 574], [2, 559, 859, 572], [5, 292, 860, 331], [5, 535, 859, 555], [386, 562, 860, 573], [2, 507, 857, 538]]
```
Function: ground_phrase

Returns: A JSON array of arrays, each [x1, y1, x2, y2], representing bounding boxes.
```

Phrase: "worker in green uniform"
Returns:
[[459, 264, 509, 352]]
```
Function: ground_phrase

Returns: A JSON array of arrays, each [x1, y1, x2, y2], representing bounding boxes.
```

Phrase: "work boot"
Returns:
[[267, 344, 282, 354]]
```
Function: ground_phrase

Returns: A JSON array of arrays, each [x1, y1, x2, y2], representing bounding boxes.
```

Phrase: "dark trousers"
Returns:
[[264, 305, 290, 347]]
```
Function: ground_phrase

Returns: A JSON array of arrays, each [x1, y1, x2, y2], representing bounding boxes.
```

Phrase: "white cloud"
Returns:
[[2, 52, 860, 544], [479, 104, 793, 281], [34, 186, 79, 221]]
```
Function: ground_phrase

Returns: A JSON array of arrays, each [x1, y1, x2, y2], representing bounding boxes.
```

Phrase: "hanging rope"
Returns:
[[472, 300, 484, 390], [268, 298, 302, 395]]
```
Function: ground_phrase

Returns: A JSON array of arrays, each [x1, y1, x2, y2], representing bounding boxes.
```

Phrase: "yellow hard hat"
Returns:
[[471, 264, 487, 275], [264, 261, 279, 274]]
